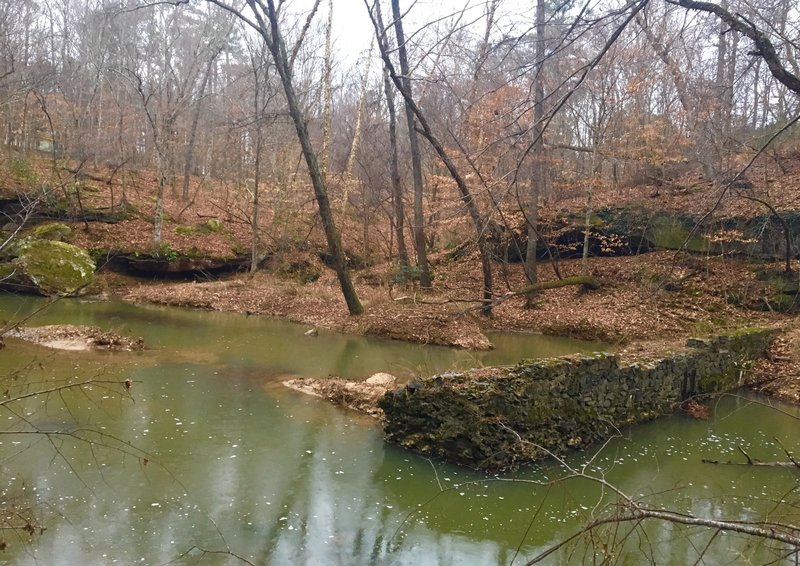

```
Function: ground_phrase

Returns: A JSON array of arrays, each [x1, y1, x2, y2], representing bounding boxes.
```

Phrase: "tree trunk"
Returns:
[[524, 0, 546, 289], [581, 196, 593, 273], [248, 41, 270, 274], [320, 0, 333, 183], [182, 56, 216, 201], [710, 0, 729, 175], [371, 5, 493, 314], [246, 0, 363, 315], [390, 0, 431, 288], [341, 42, 373, 217], [374, 0, 408, 268], [153, 149, 167, 249], [251, 104, 263, 273]]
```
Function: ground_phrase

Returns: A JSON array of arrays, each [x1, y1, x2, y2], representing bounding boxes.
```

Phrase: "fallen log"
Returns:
[[702, 442, 800, 470], [462, 274, 600, 314]]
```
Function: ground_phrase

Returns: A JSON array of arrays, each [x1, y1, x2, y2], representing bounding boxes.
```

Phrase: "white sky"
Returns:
[[292, 0, 526, 68]]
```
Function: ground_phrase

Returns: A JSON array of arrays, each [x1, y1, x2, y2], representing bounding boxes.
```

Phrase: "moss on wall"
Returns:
[[380, 328, 777, 471]]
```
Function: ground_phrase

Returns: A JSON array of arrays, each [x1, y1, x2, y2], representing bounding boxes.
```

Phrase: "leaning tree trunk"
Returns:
[[248, 0, 363, 315], [371, 3, 493, 314]]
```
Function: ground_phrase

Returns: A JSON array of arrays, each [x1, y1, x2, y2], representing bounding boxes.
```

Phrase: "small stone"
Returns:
[[365, 373, 397, 387]]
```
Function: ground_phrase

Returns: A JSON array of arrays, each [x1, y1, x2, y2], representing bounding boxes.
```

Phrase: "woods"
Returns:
[[0, 0, 796, 311], [3, 2, 800, 562]]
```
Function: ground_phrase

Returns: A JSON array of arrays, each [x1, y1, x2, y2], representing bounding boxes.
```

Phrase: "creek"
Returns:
[[0, 295, 798, 565]]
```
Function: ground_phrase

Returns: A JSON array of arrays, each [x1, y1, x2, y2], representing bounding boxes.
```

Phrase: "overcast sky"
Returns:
[[294, 0, 517, 67]]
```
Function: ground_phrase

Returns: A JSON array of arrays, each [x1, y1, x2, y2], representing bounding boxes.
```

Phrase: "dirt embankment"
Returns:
[[118, 249, 781, 347]]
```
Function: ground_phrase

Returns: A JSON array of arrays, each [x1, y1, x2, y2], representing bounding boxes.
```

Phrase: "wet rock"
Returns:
[[111, 254, 249, 278], [365, 373, 396, 387]]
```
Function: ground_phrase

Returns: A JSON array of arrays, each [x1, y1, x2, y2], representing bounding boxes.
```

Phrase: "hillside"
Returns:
[[2, 150, 800, 402]]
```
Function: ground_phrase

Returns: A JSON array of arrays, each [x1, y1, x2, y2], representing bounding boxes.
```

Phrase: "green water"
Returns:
[[1, 295, 799, 565]]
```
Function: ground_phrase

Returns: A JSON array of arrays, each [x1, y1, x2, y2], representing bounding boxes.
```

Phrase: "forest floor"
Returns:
[[2, 151, 800, 404]]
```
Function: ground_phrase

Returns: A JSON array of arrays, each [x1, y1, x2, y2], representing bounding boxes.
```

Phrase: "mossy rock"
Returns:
[[6, 239, 95, 295], [379, 329, 776, 470], [648, 217, 709, 252], [279, 259, 321, 284], [174, 219, 223, 236], [32, 222, 72, 241], [173, 225, 198, 236]]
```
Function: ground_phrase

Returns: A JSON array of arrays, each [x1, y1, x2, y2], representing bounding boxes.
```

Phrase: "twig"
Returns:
[[738, 445, 754, 465], [774, 437, 800, 469]]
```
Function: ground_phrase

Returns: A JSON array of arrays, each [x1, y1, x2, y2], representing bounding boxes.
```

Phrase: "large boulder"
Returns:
[[1, 238, 95, 295]]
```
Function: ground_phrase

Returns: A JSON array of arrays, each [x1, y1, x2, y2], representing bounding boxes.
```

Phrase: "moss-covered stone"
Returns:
[[380, 328, 778, 471], [278, 259, 321, 284], [649, 217, 709, 252], [31, 222, 72, 241], [6, 239, 95, 295], [174, 218, 223, 236]]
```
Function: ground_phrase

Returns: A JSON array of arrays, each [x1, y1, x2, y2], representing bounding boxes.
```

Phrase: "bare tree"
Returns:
[[389, 0, 432, 288], [671, 0, 800, 97], [340, 43, 373, 218], [320, 0, 333, 184], [369, 0, 494, 314], [243, 35, 276, 273], [524, 0, 546, 290], [207, 0, 364, 315], [373, 0, 409, 268], [124, 66, 171, 250], [182, 11, 232, 200]]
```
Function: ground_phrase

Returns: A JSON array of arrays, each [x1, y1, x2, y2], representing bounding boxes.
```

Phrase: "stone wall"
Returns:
[[379, 328, 777, 471]]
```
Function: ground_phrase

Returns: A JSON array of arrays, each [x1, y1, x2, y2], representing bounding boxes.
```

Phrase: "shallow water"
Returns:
[[1, 295, 798, 565]]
